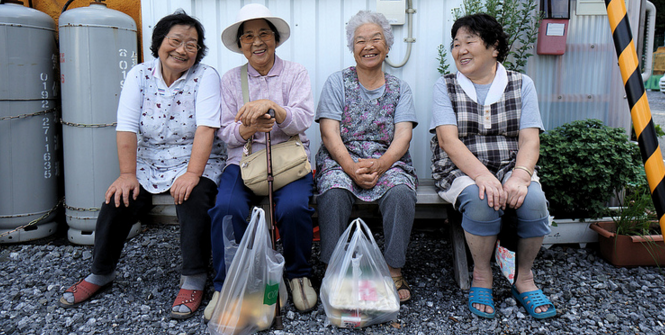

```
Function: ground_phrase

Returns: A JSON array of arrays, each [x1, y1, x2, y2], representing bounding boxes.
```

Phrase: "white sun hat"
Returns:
[[221, 3, 291, 54]]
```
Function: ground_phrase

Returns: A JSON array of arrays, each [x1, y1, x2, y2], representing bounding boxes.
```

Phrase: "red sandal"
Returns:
[[170, 289, 204, 320], [58, 279, 112, 308]]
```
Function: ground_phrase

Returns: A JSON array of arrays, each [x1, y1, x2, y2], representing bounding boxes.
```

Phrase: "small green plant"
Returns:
[[610, 171, 663, 269], [436, 44, 451, 75], [612, 173, 658, 236], [539, 119, 643, 220], [440, 0, 542, 73]]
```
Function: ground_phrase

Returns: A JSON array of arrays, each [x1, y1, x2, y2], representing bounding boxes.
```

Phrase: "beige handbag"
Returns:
[[238, 64, 311, 196]]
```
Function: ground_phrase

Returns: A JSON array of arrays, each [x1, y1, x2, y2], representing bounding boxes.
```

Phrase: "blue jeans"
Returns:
[[209, 164, 315, 291], [457, 182, 550, 238]]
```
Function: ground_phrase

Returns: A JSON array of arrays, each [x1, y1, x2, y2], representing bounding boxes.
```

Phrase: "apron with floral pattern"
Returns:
[[315, 67, 417, 201]]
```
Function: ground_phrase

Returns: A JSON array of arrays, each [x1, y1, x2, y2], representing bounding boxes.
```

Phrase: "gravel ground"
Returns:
[[2, 92, 665, 335], [2, 220, 665, 335]]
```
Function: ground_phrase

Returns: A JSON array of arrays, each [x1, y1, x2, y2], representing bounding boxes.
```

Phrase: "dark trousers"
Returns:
[[209, 164, 314, 291], [91, 177, 217, 276]]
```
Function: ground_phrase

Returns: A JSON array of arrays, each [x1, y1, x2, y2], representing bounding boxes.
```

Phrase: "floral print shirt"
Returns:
[[116, 59, 226, 193]]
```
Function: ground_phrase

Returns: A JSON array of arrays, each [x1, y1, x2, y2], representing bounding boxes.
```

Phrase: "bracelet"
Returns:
[[513, 165, 533, 177]]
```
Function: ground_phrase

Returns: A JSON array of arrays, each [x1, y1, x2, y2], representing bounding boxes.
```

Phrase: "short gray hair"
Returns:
[[345, 10, 394, 52]]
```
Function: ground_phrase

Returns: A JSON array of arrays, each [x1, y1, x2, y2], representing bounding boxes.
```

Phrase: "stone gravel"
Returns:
[[2, 220, 665, 335], [3, 92, 665, 334]]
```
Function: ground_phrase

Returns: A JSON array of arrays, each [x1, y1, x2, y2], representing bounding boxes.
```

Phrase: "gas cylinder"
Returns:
[[0, 1, 59, 243], [59, 0, 140, 245]]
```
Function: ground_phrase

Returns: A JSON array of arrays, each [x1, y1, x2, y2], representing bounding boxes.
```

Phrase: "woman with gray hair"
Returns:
[[315, 10, 418, 303]]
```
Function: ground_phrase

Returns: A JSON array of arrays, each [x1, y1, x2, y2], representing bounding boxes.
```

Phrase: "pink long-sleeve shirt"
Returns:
[[219, 55, 314, 166]]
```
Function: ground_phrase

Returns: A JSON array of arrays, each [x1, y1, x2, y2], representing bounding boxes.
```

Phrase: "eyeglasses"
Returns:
[[166, 36, 200, 53], [239, 30, 275, 44]]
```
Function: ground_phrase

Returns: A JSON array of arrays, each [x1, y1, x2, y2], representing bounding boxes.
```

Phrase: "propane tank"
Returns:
[[59, 0, 140, 245], [0, 0, 59, 243]]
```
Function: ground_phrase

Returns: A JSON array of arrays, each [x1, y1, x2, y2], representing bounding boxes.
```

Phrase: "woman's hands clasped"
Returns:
[[235, 99, 284, 136], [348, 157, 389, 189]]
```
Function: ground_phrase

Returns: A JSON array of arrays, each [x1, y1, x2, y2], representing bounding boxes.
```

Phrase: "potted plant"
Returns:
[[589, 174, 665, 267], [538, 119, 643, 247]]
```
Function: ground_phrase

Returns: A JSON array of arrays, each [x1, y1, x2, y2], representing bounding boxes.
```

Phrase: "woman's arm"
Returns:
[[105, 131, 139, 207], [504, 127, 540, 208], [170, 126, 215, 204], [320, 118, 377, 189], [436, 124, 506, 210]]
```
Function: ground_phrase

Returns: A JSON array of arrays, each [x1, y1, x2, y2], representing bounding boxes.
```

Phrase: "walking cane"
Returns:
[[264, 108, 283, 329]]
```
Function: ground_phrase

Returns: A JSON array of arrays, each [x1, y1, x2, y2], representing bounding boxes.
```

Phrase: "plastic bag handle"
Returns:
[[246, 207, 266, 250], [350, 218, 379, 248]]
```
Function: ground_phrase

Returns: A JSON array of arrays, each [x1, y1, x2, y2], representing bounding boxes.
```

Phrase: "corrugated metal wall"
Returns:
[[140, 0, 641, 179], [525, 0, 641, 132]]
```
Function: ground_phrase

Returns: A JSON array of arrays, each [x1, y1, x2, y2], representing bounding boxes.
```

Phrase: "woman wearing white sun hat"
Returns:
[[205, 3, 317, 321]]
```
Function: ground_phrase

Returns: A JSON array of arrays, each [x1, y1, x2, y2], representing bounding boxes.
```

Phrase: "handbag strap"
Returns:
[[241, 63, 250, 105], [241, 64, 253, 155]]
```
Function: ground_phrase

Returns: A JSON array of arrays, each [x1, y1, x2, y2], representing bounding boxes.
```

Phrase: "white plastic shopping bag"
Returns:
[[208, 207, 287, 335], [320, 218, 400, 329]]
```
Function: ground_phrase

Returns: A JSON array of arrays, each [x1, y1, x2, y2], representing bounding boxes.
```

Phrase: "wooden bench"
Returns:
[[149, 179, 470, 290]]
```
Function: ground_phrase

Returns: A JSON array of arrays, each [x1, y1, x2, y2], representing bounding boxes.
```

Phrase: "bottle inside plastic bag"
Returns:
[[320, 218, 400, 329], [208, 208, 287, 335]]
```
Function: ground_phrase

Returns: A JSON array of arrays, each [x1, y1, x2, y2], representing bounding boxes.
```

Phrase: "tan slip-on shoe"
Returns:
[[203, 291, 220, 323], [288, 277, 317, 312]]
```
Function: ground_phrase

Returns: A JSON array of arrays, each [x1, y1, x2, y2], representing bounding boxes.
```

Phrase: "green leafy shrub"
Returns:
[[539, 119, 643, 220]]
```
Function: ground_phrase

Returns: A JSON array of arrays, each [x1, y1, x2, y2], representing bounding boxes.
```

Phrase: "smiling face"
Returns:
[[452, 26, 499, 84], [240, 19, 276, 75], [158, 24, 198, 83], [352, 23, 388, 72]]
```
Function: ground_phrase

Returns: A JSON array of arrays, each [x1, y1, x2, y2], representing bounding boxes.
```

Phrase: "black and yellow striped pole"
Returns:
[[606, 0, 665, 235]]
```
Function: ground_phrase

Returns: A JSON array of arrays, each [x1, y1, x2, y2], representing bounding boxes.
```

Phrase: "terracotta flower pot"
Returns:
[[589, 221, 665, 267]]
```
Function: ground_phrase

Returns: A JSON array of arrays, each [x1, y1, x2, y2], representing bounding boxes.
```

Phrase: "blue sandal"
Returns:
[[511, 285, 556, 319], [468, 287, 496, 319]]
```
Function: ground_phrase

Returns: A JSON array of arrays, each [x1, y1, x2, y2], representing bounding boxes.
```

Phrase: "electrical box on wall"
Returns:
[[376, 0, 406, 25], [537, 0, 571, 55]]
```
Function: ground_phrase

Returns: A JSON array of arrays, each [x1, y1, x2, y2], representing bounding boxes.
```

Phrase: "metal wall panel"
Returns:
[[525, 0, 641, 132]]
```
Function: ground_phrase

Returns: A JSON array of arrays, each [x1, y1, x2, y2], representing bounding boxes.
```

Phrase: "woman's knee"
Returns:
[[381, 185, 416, 208], [457, 185, 502, 235], [457, 185, 502, 222]]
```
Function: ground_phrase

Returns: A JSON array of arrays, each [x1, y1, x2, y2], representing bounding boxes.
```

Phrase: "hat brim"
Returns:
[[221, 17, 290, 54]]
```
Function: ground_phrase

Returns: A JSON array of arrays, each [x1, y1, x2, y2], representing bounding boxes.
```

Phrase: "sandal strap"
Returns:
[[517, 289, 552, 310], [511, 286, 556, 319], [172, 289, 203, 310], [64, 279, 103, 304], [468, 287, 494, 307]]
